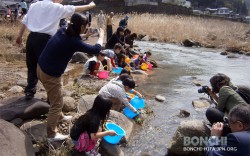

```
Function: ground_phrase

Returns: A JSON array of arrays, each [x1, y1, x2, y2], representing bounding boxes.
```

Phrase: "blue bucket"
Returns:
[[103, 123, 126, 144], [112, 67, 123, 74], [130, 96, 145, 109], [123, 107, 139, 119]]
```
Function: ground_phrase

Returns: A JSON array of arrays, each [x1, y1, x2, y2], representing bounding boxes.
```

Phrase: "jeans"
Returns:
[[206, 107, 224, 124]]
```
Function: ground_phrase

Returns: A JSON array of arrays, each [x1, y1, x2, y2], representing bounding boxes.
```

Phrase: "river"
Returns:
[[122, 41, 250, 156]]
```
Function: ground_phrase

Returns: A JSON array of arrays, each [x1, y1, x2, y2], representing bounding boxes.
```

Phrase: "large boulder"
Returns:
[[168, 120, 210, 156], [78, 94, 97, 113], [0, 119, 35, 156], [182, 39, 201, 47], [0, 96, 49, 121], [62, 96, 76, 112], [192, 99, 210, 109], [70, 52, 89, 63], [20, 120, 47, 143]]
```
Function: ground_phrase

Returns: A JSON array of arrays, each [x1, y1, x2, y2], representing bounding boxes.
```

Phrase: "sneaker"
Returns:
[[47, 133, 68, 142], [25, 92, 34, 100], [59, 115, 73, 122]]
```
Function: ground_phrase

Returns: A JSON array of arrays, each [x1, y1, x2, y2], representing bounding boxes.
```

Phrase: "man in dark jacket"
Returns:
[[206, 103, 250, 156], [119, 15, 129, 28]]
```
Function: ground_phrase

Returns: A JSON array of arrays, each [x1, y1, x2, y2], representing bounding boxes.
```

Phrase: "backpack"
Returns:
[[236, 86, 250, 104]]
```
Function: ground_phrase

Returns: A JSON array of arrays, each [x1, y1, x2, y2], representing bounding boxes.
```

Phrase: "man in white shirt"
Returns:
[[16, 0, 96, 141], [97, 10, 106, 29]]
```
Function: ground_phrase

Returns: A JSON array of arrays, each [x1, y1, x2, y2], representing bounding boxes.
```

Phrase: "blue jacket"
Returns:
[[206, 130, 250, 156], [38, 28, 101, 77]]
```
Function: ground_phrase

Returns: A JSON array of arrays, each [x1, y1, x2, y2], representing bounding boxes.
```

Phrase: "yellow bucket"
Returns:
[[141, 63, 148, 70]]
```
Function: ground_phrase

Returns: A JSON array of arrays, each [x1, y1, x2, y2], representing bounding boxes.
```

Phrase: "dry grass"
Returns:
[[1, 13, 250, 62], [110, 13, 250, 51]]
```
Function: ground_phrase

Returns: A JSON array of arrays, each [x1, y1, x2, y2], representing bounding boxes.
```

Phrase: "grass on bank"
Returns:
[[1, 13, 250, 61]]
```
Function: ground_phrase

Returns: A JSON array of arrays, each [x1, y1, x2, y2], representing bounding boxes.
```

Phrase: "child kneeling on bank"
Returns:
[[70, 95, 116, 156]]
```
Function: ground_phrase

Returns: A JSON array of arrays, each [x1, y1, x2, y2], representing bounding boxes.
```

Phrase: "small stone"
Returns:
[[16, 80, 27, 87], [155, 95, 166, 102], [8, 86, 24, 93], [220, 51, 228, 55], [192, 100, 210, 109], [177, 109, 190, 118]]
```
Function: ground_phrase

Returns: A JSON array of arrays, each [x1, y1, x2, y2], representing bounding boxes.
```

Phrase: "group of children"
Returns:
[[83, 26, 152, 77], [71, 71, 144, 155]]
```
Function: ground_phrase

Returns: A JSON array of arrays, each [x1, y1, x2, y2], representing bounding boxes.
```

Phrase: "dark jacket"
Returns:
[[105, 32, 125, 49], [206, 129, 250, 156], [38, 28, 101, 77], [119, 18, 127, 28]]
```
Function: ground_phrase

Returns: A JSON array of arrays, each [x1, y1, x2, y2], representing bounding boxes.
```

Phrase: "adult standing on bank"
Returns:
[[37, 13, 104, 142], [119, 15, 129, 29], [20, 0, 27, 16], [106, 12, 114, 42], [16, 0, 96, 100], [97, 10, 106, 29]]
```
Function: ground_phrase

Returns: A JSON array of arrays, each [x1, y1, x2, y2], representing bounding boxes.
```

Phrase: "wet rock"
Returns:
[[182, 39, 201, 47], [177, 109, 190, 118], [246, 52, 250, 56], [20, 120, 47, 143], [141, 35, 150, 41], [149, 60, 158, 68], [137, 34, 146, 40], [100, 139, 124, 156], [17, 80, 27, 87], [108, 110, 134, 141], [227, 54, 239, 58], [0, 119, 35, 156], [192, 100, 210, 109], [238, 51, 245, 55], [8, 86, 24, 93], [155, 95, 166, 102], [220, 51, 228, 55], [192, 79, 204, 86], [226, 47, 241, 53], [149, 37, 158, 41], [70, 52, 89, 63], [62, 96, 76, 112], [10, 118, 23, 127], [78, 94, 97, 113], [0, 96, 49, 121], [168, 120, 210, 156]]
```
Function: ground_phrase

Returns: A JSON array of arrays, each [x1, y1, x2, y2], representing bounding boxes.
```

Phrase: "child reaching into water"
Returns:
[[133, 54, 144, 70], [70, 95, 116, 155]]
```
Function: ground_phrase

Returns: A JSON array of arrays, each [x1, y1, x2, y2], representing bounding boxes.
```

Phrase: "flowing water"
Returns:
[[122, 41, 250, 156]]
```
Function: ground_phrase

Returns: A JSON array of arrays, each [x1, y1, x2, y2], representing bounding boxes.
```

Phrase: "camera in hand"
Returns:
[[222, 117, 232, 136], [198, 86, 209, 94]]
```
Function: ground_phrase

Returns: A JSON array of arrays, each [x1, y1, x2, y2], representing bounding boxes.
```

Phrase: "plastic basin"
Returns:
[[112, 67, 123, 74], [123, 107, 139, 119], [141, 63, 148, 70], [130, 96, 145, 109], [147, 63, 153, 70], [98, 71, 109, 79], [103, 123, 126, 144]]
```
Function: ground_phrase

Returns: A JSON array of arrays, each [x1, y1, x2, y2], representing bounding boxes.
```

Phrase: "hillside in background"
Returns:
[[189, 0, 248, 15]]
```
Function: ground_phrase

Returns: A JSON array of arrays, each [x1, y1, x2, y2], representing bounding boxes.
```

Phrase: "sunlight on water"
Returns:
[[123, 41, 250, 156]]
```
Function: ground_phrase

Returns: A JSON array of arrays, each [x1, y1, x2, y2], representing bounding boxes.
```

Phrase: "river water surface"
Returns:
[[123, 41, 250, 156]]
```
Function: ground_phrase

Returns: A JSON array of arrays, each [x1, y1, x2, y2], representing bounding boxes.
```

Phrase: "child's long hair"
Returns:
[[70, 95, 112, 139], [65, 13, 88, 37]]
